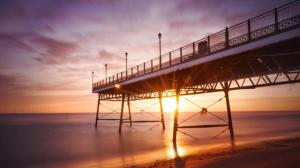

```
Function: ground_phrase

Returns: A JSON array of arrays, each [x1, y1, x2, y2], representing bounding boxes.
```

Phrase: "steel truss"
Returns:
[[97, 69, 300, 101], [95, 91, 166, 132], [94, 69, 300, 143]]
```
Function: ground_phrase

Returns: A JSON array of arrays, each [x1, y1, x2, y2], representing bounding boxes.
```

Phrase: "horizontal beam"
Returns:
[[123, 120, 161, 123], [98, 118, 129, 121], [177, 124, 229, 129]]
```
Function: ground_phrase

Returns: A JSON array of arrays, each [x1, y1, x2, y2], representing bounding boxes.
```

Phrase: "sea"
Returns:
[[0, 111, 300, 168]]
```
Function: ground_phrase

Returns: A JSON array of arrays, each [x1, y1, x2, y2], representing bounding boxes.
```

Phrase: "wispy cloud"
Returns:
[[98, 49, 124, 62], [0, 32, 35, 52], [32, 36, 79, 64]]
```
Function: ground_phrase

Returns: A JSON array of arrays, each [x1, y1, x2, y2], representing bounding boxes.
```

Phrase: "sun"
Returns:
[[162, 97, 183, 113], [166, 145, 186, 159]]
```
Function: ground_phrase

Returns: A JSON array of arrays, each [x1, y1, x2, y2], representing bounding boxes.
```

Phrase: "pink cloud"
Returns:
[[32, 36, 78, 64]]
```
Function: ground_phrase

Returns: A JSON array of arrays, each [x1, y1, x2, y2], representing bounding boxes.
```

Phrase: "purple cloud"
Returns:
[[32, 36, 79, 64], [0, 32, 35, 52], [98, 49, 124, 62]]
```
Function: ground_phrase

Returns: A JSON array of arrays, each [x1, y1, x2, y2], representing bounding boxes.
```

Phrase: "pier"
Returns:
[[92, 1, 300, 142]]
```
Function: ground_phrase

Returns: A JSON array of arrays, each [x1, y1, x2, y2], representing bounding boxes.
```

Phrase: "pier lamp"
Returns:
[[92, 71, 94, 88], [105, 64, 107, 84], [115, 83, 121, 89], [158, 32, 162, 68], [125, 52, 128, 77]]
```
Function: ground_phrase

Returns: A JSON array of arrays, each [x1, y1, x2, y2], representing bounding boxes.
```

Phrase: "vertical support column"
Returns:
[[274, 8, 279, 32], [192, 42, 195, 56], [159, 91, 165, 130], [207, 36, 211, 54], [127, 94, 132, 127], [225, 27, 229, 48], [119, 93, 126, 133], [95, 93, 100, 128], [247, 19, 251, 40], [224, 81, 235, 145], [159, 56, 162, 69], [172, 88, 180, 142], [169, 52, 171, 66], [180, 48, 183, 63], [151, 60, 153, 72], [172, 139, 179, 159]]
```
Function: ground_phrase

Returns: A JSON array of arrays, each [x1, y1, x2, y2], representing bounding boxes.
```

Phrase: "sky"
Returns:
[[0, 0, 299, 113]]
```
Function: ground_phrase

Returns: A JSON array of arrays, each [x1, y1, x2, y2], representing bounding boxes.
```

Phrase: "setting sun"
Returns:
[[162, 97, 183, 113], [166, 145, 186, 159]]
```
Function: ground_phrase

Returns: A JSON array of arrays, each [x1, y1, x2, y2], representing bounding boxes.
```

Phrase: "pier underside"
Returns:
[[97, 36, 300, 101]]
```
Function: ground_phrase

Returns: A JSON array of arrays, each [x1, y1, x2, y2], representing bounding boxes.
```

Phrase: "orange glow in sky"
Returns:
[[0, 0, 299, 113]]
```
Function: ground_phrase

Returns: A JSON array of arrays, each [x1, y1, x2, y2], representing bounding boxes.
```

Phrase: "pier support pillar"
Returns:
[[127, 94, 132, 127], [159, 92, 165, 130], [172, 88, 180, 142], [119, 93, 126, 133], [95, 93, 100, 128], [224, 81, 235, 145]]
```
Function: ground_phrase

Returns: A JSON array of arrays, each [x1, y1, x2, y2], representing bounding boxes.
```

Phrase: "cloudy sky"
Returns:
[[0, 0, 299, 113]]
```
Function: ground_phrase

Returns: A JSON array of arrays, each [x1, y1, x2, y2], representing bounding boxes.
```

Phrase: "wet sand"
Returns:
[[142, 137, 300, 168]]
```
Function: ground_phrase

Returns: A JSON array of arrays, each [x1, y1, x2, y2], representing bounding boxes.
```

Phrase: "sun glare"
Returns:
[[162, 97, 183, 113], [166, 145, 186, 159], [114, 84, 121, 89]]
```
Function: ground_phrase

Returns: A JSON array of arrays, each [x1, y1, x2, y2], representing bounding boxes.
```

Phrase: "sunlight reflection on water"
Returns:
[[0, 111, 300, 167]]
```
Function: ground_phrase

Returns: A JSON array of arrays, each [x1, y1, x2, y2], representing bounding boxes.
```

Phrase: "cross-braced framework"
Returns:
[[92, 0, 300, 144], [95, 91, 166, 133], [94, 69, 300, 142]]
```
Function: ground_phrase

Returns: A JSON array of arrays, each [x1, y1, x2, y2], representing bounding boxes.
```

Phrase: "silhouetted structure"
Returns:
[[92, 1, 300, 142]]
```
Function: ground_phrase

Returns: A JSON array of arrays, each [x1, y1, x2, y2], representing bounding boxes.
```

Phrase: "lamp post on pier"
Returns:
[[92, 71, 94, 89], [105, 64, 107, 84], [158, 32, 162, 69], [125, 52, 128, 78]]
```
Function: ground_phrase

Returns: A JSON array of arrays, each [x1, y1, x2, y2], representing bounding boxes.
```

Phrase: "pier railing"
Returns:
[[93, 0, 300, 91]]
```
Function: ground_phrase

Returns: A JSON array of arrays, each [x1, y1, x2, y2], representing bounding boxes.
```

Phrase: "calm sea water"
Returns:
[[0, 111, 300, 167]]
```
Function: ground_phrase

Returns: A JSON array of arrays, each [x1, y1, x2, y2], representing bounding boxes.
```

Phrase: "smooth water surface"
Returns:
[[0, 111, 300, 167]]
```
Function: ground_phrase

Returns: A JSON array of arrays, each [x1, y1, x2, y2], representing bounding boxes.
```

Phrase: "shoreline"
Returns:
[[140, 137, 300, 168]]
